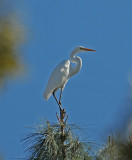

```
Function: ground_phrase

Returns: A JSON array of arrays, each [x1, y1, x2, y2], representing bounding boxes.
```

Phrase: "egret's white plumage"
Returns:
[[44, 60, 70, 100], [43, 46, 95, 104]]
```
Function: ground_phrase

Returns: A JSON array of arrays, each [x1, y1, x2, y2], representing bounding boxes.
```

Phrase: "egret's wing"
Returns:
[[43, 60, 70, 100]]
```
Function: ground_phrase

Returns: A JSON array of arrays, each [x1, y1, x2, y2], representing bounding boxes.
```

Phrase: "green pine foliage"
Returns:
[[23, 121, 92, 160], [96, 135, 119, 160], [117, 136, 132, 160], [0, 0, 24, 87], [96, 134, 132, 160]]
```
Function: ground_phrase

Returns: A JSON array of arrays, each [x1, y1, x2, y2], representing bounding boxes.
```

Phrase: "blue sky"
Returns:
[[0, 0, 132, 159]]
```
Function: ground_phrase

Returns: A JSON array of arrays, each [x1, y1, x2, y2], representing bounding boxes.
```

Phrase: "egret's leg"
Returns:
[[59, 88, 63, 105], [53, 91, 60, 107]]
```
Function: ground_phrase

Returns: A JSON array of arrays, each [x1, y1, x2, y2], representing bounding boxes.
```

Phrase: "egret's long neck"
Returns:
[[69, 49, 82, 78]]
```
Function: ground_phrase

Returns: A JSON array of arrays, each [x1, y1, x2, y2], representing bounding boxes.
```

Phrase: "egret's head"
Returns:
[[70, 46, 96, 64], [71, 46, 96, 57], [79, 46, 96, 52]]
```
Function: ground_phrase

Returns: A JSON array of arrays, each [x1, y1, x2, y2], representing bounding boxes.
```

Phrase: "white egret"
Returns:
[[43, 46, 95, 106]]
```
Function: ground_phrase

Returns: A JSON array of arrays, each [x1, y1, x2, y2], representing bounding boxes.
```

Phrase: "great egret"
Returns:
[[43, 46, 95, 106]]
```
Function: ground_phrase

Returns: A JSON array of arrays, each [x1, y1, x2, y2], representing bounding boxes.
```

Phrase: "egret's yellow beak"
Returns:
[[83, 48, 96, 52]]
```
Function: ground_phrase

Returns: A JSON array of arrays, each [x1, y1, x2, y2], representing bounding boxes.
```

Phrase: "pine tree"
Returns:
[[23, 104, 93, 160]]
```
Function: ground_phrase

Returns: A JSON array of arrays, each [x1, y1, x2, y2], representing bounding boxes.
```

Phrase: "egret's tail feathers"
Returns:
[[43, 90, 52, 100]]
